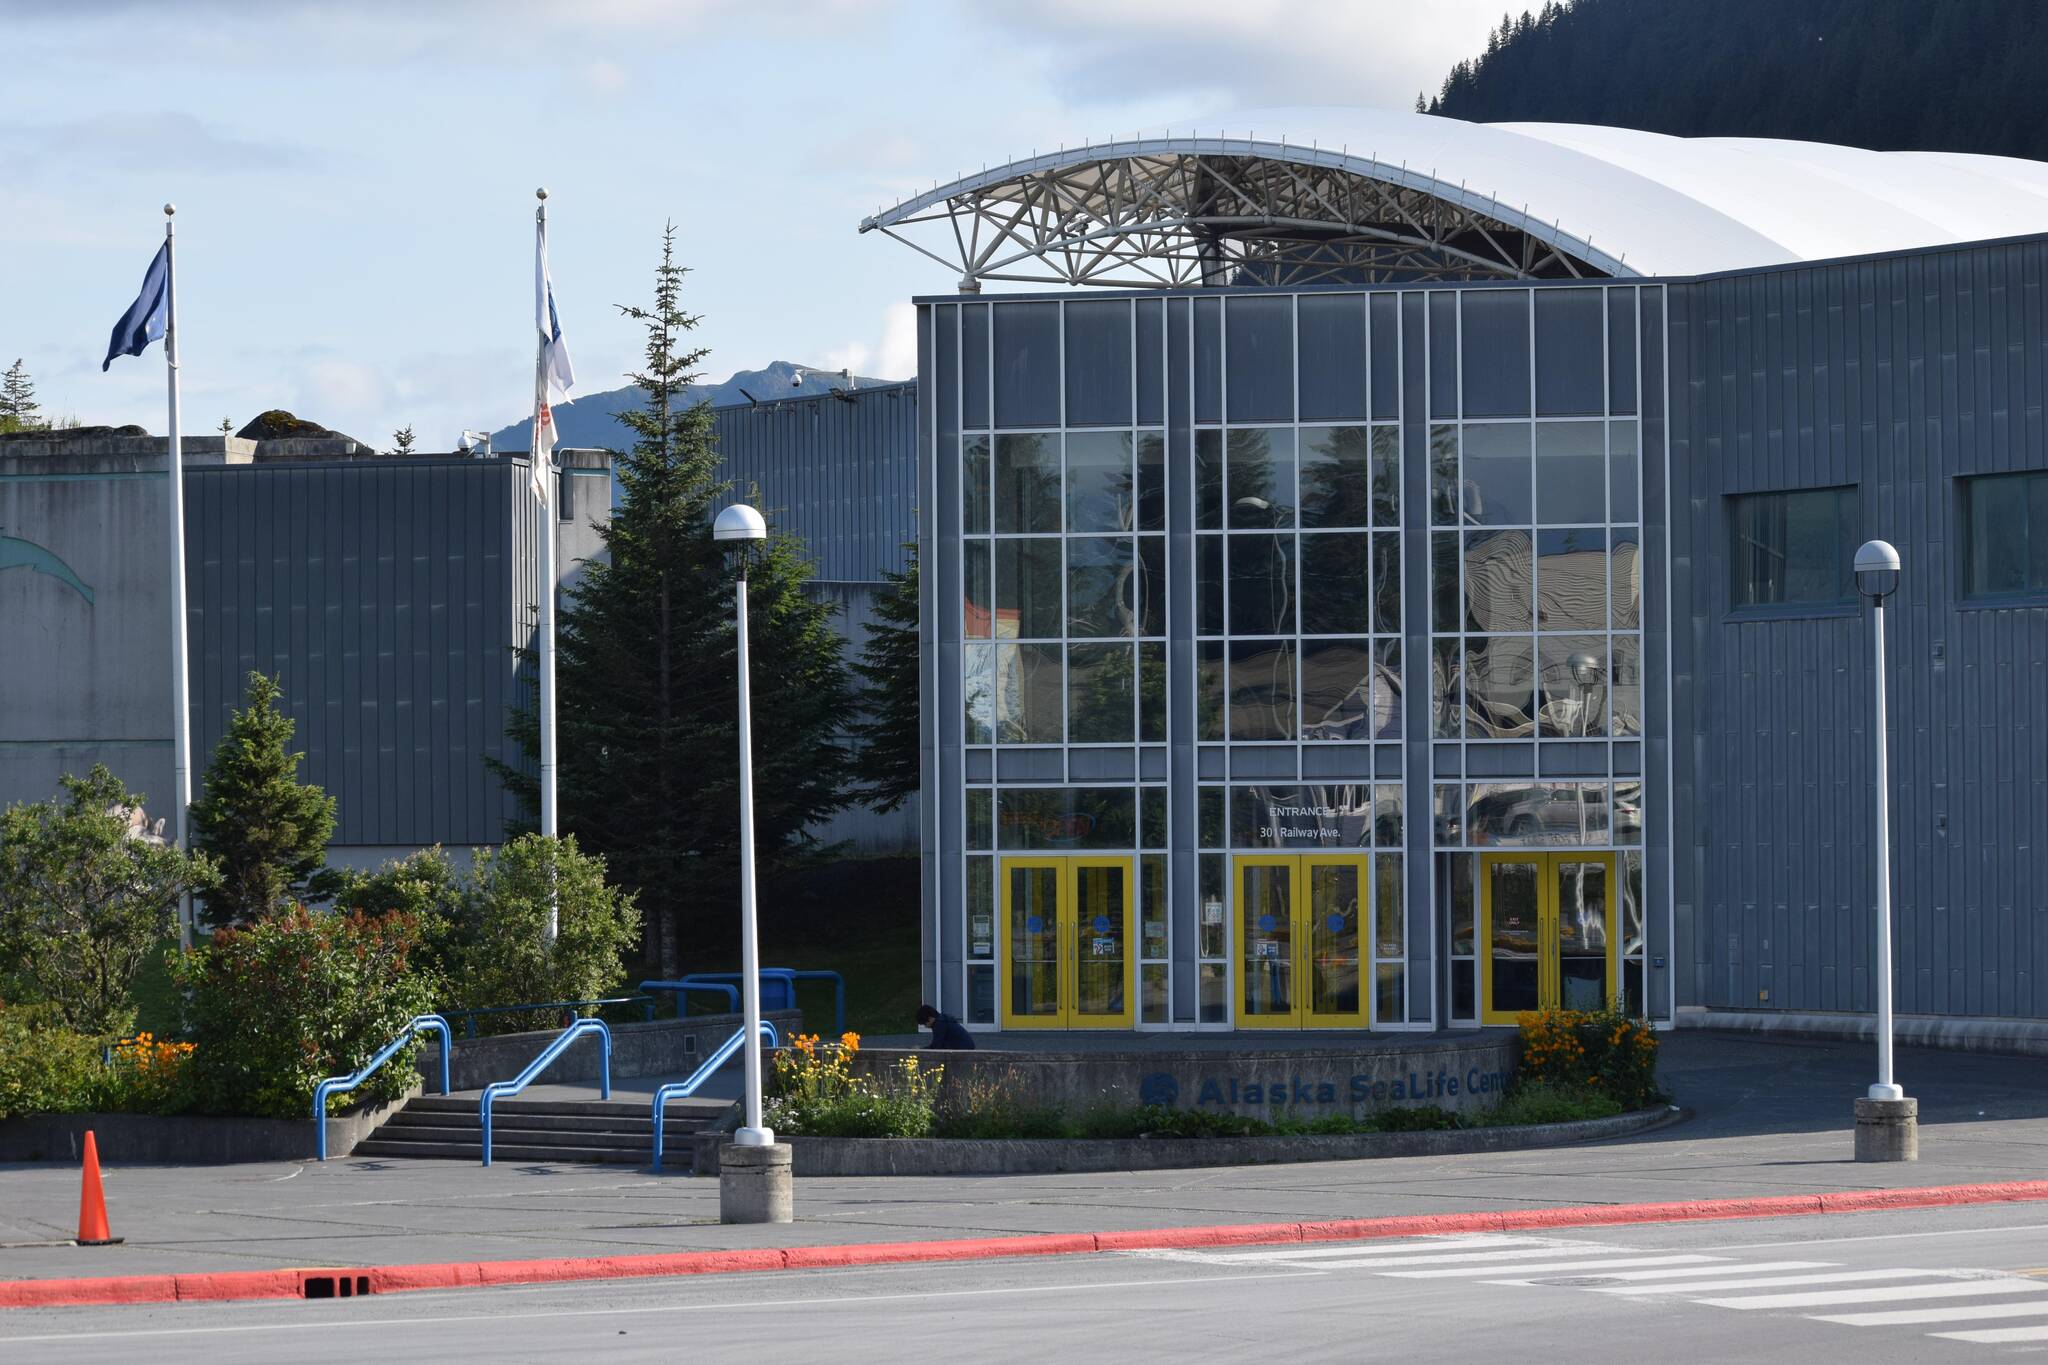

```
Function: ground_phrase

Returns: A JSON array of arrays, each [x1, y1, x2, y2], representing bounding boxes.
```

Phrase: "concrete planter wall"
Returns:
[[847, 1034, 1519, 1122], [448, 1010, 804, 1090], [0, 1091, 413, 1165], [696, 1105, 1679, 1176]]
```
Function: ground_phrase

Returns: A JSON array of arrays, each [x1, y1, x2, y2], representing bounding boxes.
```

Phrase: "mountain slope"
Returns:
[[489, 360, 896, 453], [1424, 0, 2048, 161]]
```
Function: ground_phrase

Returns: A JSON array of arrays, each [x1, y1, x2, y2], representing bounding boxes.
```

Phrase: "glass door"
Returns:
[[1304, 855, 1368, 1027], [1236, 856, 1296, 1027], [1234, 854, 1369, 1029], [999, 856, 1134, 1029], [1479, 852, 1616, 1024]]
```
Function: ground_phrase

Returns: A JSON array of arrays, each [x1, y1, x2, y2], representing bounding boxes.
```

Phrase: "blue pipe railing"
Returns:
[[680, 970, 845, 1034], [442, 995, 654, 1039], [635, 979, 740, 1018], [479, 1017, 612, 1167], [312, 1014, 452, 1161], [649, 1021, 779, 1170]]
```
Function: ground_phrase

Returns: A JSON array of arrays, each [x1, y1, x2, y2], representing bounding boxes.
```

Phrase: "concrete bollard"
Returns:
[[719, 1142, 793, 1223], [1853, 1096, 1919, 1162]]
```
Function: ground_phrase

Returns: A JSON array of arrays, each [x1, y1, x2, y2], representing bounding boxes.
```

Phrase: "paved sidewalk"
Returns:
[[2, 1032, 2045, 1283]]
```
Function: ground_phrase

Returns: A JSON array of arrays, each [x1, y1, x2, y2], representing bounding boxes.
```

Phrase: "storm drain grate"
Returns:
[[301, 1274, 372, 1299]]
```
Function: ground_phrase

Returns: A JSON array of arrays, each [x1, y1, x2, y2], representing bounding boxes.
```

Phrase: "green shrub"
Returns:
[[1484, 1080, 1625, 1127], [932, 1071, 1067, 1139], [1368, 1104, 1465, 1132], [0, 1003, 100, 1119], [171, 907, 439, 1118], [766, 1034, 942, 1138]]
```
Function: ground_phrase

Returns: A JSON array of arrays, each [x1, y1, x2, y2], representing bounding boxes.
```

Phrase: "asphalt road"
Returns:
[[9, 1203, 2048, 1363]]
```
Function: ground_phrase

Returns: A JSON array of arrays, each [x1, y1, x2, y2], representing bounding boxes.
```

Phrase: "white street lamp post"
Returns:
[[713, 502, 773, 1148]]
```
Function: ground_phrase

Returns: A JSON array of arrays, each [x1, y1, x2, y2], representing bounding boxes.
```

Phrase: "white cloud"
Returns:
[[577, 59, 633, 96], [820, 300, 918, 382]]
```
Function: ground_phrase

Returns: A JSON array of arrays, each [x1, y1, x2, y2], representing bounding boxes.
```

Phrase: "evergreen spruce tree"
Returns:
[[392, 424, 416, 455], [849, 544, 920, 813], [0, 360, 41, 433], [502, 225, 856, 973], [189, 672, 338, 928]]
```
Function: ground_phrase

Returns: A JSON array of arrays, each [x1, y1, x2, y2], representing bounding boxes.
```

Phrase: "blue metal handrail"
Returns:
[[650, 1021, 779, 1170], [442, 994, 654, 1039], [681, 970, 845, 1033], [479, 1017, 612, 1166], [636, 979, 740, 1017], [312, 1014, 451, 1161]]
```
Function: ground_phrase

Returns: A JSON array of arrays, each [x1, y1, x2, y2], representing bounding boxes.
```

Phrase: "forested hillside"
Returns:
[[1423, 0, 2048, 159]]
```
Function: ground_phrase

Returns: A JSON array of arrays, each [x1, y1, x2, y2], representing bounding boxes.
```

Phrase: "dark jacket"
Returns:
[[925, 1012, 976, 1050]]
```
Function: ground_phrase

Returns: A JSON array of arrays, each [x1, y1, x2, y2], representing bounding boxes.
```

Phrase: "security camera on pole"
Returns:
[[713, 500, 793, 1224], [1852, 539, 1917, 1162]]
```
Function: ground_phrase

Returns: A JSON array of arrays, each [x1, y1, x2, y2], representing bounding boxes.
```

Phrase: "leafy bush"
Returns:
[[171, 907, 439, 1118], [0, 765, 217, 1036], [766, 1032, 942, 1137], [0, 1003, 100, 1120], [94, 1032, 196, 1115], [1366, 1103, 1465, 1132], [334, 845, 462, 923], [1485, 1080, 1625, 1127], [1516, 1005, 1663, 1109]]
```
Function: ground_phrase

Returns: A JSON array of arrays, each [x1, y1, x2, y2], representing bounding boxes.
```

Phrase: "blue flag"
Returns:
[[102, 241, 169, 371]]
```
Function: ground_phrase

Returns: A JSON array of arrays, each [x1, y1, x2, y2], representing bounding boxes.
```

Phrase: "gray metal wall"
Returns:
[[1668, 237, 2048, 1020]]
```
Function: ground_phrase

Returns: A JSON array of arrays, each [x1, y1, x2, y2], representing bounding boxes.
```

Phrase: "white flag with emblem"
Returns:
[[532, 209, 575, 503]]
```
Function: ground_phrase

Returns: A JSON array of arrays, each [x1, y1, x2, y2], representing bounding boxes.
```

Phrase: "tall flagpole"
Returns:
[[164, 203, 194, 951], [536, 189, 559, 942]]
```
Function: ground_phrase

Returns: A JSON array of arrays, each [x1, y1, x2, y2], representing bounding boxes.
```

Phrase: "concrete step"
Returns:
[[406, 1096, 681, 1119], [381, 1111, 661, 1137], [351, 1138, 647, 1164], [373, 1123, 654, 1151]]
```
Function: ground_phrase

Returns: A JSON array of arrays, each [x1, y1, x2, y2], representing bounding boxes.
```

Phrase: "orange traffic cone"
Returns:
[[76, 1130, 121, 1246]]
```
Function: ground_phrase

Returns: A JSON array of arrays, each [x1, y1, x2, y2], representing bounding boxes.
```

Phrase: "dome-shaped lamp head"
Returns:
[[1854, 539, 1900, 602], [712, 502, 767, 543]]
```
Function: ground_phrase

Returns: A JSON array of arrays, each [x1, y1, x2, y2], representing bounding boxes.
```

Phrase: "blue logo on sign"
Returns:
[[1258, 913, 1277, 932], [1139, 1072, 1180, 1107], [1025, 915, 1044, 934], [1327, 913, 1346, 933], [1092, 914, 1111, 933]]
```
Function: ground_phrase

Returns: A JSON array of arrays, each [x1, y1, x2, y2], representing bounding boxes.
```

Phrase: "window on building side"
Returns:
[[1963, 470, 2048, 602], [1728, 487, 1858, 610]]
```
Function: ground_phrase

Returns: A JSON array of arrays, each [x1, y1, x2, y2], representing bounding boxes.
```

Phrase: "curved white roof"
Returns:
[[863, 109, 2048, 287]]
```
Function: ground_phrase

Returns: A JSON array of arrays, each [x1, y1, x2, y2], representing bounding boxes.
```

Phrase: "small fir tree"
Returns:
[[217, 416, 233, 436], [391, 424, 416, 455], [189, 672, 338, 928], [0, 360, 42, 433], [849, 543, 920, 812]]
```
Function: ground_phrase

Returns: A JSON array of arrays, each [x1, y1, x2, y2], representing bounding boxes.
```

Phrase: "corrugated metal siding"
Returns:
[[709, 381, 918, 584], [1670, 239, 2048, 1019], [185, 458, 530, 849]]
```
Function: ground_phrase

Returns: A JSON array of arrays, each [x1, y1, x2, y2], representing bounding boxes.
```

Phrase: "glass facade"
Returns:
[[932, 284, 1664, 1032]]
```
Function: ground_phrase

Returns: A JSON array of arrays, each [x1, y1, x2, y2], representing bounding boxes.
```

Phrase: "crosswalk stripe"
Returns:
[[1175, 1236, 1573, 1264], [1297, 1246, 1650, 1271], [1592, 1268, 1958, 1295], [1932, 1326, 2048, 1344], [1701, 1279, 2048, 1311], [1383, 1254, 1723, 1280], [1562, 1260, 1835, 1283], [1817, 1301, 2048, 1327]]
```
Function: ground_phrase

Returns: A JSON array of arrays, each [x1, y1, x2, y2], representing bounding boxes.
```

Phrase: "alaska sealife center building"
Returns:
[[863, 109, 2048, 1040]]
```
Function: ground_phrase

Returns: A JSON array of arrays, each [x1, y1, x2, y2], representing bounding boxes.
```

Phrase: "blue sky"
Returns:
[[3, 1, 1510, 449]]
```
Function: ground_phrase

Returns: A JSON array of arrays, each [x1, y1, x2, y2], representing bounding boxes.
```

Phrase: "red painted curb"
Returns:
[[9, 1179, 2048, 1311]]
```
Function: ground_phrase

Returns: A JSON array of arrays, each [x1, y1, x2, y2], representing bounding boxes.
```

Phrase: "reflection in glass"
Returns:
[[1487, 860, 1540, 1015], [1611, 528, 1642, 628], [994, 433, 1060, 534], [1308, 861, 1361, 1016], [1229, 532, 1296, 636], [1448, 852, 1476, 955], [1535, 420, 1606, 524], [996, 538, 1062, 638], [1469, 782, 1610, 845], [1375, 853, 1405, 1023], [1430, 424, 1459, 525], [1197, 642, 1225, 741], [1435, 783, 1463, 844], [1065, 430, 1134, 533], [1199, 787, 1225, 848], [964, 437, 990, 535], [1613, 781, 1645, 848], [1464, 634, 1536, 739], [1556, 860, 1609, 1010], [1374, 782, 1404, 847], [1464, 529, 1534, 632], [1137, 536, 1165, 636], [1730, 487, 1857, 607], [1072, 861, 1128, 1018], [1199, 853, 1227, 959], [1230, 784, 1375, 850], [1536, 528, 1607, 630], [1195, 429, 1223, 530], [1228, 638, 1297, 741], [1538, 636, 1608, 738], [1611, 636, 1643, 736], [1142, 789, 1167, 849], [1432, 531, 1462, 633], [1196, 535, 1224, 636], [966, 855, 993, 958], [966, 789, 992, 849], [1138, 642, 1166, 742], [1621, 849, 1646, 1014], [1066, 536, 1134, 637], [1966, 471, 2048, 596], [1610, 420, 1639, 524], [1226, 427, 1296, 527], [1198, 962, 1229, 1023], [1240, 861, 1294, 1016], [964, 641, 994, 744], [1067, 642, 1135, 743], [992, 641, 1062, 743], [1432, 639, 1463, 739], [1462, 423, 1534, 525], [1299, 426, 1371, 528], [964, 540, 993, 638], [1141, 962, 1169, 1023], [1374, 531, 1401, 633], [1373, 640, 1403, 741], [1007, 864, 1060, 1019], [1300, 532, 1368, 634], [1137, 432, 1166, 531], [1372, 426, 1401, 526], [1300, 639, 1373, 741], [996, 786, 1137, 849]]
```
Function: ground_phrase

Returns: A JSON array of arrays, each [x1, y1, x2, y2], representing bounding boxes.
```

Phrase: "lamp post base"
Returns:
[[733, 1125, 775, 1147], [1853, 1096, 1918, 1163], [719, 1142, 793, 1223]]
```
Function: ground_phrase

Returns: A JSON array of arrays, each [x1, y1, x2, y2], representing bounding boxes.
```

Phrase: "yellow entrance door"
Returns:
[[1479, 852, 1617, 1025], [1234, 854, 1369, 1029], [999, 856, 1134, 1029]]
